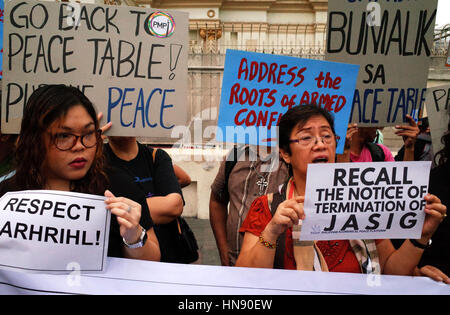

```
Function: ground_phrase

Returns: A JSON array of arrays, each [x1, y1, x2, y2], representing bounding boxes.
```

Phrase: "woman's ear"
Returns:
[[279, 147, 291, 165]]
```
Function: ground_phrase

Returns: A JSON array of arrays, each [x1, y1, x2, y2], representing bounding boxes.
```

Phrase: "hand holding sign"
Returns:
[[0, 190, 110, 273], [421, 194, 447, 242], [104, 190, 142, 245], [301, 162, 437, 241], [264, 196, 305, 241], [395, 114, 420, 151]]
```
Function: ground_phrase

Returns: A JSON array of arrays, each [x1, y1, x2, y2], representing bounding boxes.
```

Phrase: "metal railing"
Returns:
[[433, 24, 450, 57]]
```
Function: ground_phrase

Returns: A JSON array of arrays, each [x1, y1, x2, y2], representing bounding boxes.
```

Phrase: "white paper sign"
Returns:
[[0, 190, 110, 273], [301, 162, 431, 240]]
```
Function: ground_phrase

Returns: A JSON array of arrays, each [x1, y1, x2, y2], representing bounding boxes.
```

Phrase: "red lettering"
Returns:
[[257, 110, 268, 127], [315, 71, 325, 88], [319, 94, 332, 111], [311, 92, 319, 105], [249, 61, 258, 81], [332, 77, 342, 89], [286, 66, 298, 85], [268, 63, 278, 84], [229, 83, 240, 104], [258, 62, 269, 82], [268, 111, 279, 130], [258, 88, 270, 106], [234, 108, 247, 125], [276, 113, 283, 126], [300, 90, 310, 105], [265, 89, 277, 107], [281, 94, 297, 110], [238, 58, 248, 80], [277, 64, 287, 84], [245, 110, 257, 126], [334, 96, 346, 112], [293, 67, 306, 87], [248, 89, 258, 106], [239, 87, 250, 104]]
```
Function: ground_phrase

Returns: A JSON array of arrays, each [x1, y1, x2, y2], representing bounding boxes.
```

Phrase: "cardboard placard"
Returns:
[[0, 190, 110, 273], [425, 84, 450, 157], [216, 49, 359, 154], [301, 162, 431, 240], [326, 0, 438, 126], [1, 0, 188, 138]]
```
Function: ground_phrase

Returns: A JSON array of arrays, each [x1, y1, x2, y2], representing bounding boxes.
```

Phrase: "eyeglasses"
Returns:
[[51, 130, 101, 151], [289, 134, 335, 147]]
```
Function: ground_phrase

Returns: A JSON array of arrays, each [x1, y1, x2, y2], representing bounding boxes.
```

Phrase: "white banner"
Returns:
[[302, 162, 431, 240], [0, 257, 449, 295], [0, 190, 110, 273]]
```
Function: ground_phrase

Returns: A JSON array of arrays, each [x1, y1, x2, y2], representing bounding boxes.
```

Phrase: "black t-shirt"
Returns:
[[418, 162, 450, 275], [0, 169, 154, 259], [104, 142, 184, 262]]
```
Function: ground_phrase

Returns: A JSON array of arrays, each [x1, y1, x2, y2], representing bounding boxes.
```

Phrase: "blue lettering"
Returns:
[[362, 89, 372, 123], [120, 88, 135, 127], [134, 88, 146, 128], [160, 89, 175, 129], [107, 87, 122, 123], [350, 89, 360, 123], [106, 87, 176, 129], [392, 88, 406, 122], [371, 88, 383, 124], [146, 88, 161, 128]]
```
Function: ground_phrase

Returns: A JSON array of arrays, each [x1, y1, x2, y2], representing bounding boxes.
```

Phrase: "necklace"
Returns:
[[252, 154, 278, 196], [256, 173, 269, 196]]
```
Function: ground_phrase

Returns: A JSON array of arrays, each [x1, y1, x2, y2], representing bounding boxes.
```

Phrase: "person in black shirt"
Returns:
[[414, 119, 450, 284], [104, 136, 198, 263], [0, 85, 160, 261]]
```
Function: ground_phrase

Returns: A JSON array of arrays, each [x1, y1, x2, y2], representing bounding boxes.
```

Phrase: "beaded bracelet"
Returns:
[[259, 233, 277, 249]]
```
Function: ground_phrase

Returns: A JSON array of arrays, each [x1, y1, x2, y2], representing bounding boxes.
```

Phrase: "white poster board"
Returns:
[[0, 190, 110, 273], [301, 162, 431, 241], [0, 257, 449, 295], [1, 0, 188, 138]]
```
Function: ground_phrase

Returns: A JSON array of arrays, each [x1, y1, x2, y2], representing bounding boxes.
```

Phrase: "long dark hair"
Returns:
[[14, 84, 107, 194], [434, 119, 450, 167]]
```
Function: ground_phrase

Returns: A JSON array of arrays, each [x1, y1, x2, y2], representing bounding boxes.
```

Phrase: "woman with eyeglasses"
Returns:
[[236, 104, 447, 279], [0, 85, 160, 261]]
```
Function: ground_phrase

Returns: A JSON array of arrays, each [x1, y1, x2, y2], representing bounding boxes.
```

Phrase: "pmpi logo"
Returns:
[[144, 11, 175, 38]]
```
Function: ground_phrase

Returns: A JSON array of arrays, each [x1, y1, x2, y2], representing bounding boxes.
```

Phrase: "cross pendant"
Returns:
[[256, 176, 269, 195]]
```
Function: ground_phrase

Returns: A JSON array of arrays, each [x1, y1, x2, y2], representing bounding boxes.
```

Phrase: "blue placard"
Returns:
[[216, 49, 360, 154]]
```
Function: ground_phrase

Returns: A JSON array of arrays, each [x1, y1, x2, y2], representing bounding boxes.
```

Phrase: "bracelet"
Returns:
[[259, 233, 277, 249]]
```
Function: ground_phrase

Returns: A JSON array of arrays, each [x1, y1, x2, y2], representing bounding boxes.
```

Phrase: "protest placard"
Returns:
[[301, 161, 431, 241], [326, 0, 438, 126], [425, 84, 450, 157], [1, 0, 188, 138], [0, 190, 110, 273], [216, 49, 359, 154]]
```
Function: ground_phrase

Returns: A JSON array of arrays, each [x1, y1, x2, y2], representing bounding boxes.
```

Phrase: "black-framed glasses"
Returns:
[[289, 134, 335, 147], [51, 130, 101, 151]]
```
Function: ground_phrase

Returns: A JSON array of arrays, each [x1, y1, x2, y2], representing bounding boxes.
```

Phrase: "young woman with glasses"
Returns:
[[236, 104, 447, 280], [0, 84, 160, 261]]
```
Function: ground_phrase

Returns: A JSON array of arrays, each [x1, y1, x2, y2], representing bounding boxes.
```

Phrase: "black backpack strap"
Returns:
[[223, 145, 247, 202], [268, 182, 288, 269], [366, 142, 385, 162]]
